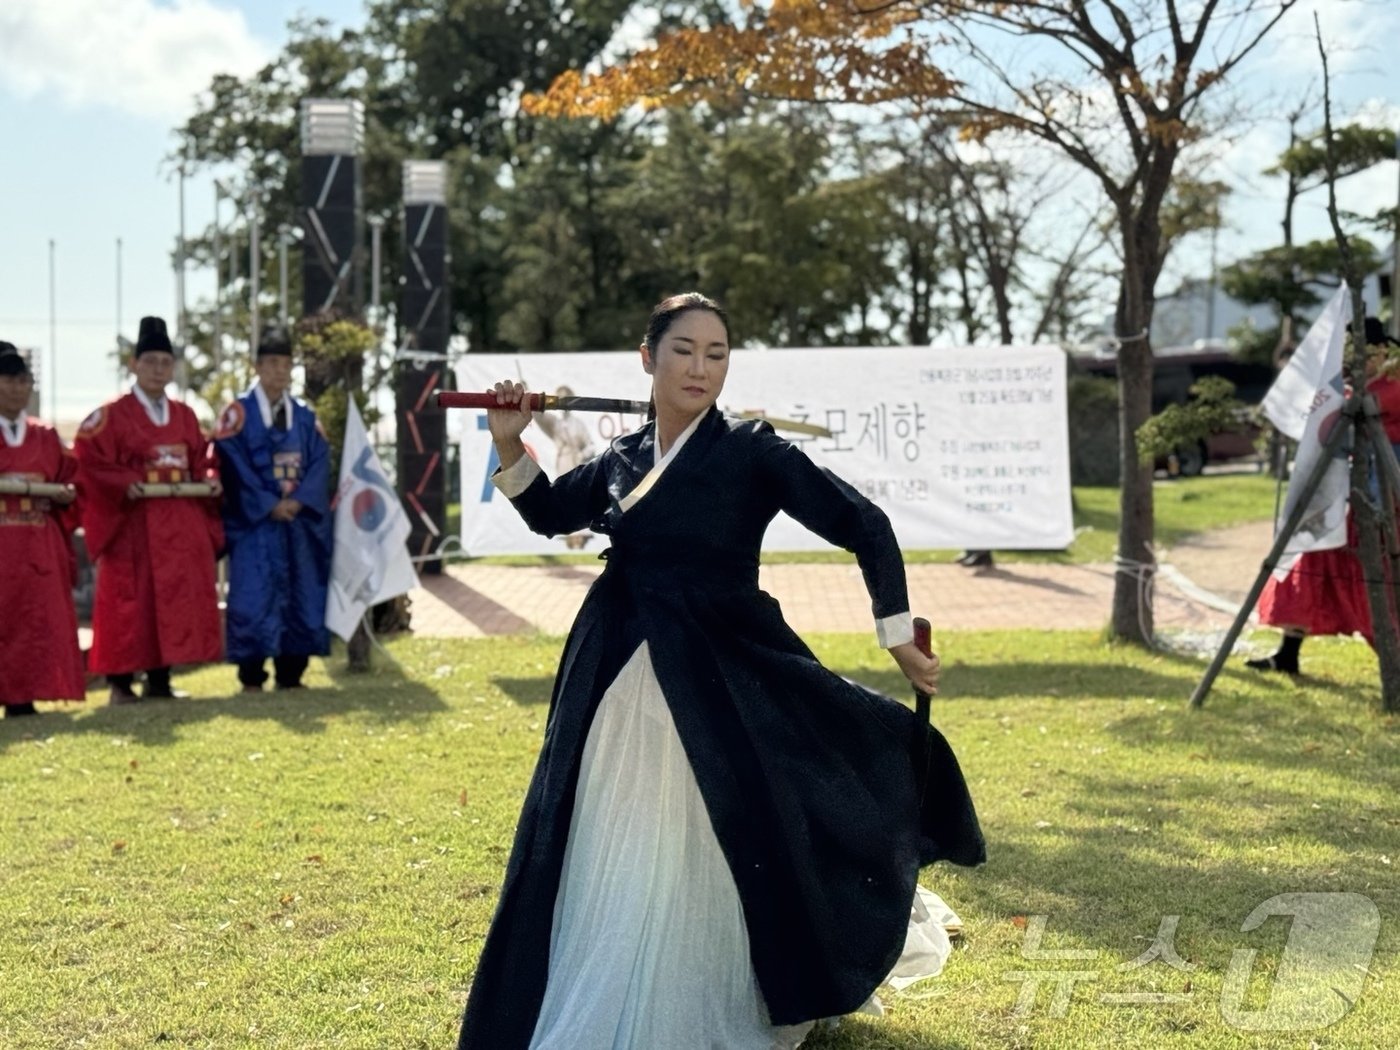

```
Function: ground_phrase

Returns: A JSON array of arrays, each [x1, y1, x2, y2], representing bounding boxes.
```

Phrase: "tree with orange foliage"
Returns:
[[528, 0, 1301, 644]]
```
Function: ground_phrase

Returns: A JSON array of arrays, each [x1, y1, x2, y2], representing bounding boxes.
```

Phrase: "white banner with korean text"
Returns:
[[455, 346, 1073, 554]]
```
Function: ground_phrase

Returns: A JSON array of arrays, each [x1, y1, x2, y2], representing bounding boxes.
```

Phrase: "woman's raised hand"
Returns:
[[486, 380, 534, 443]]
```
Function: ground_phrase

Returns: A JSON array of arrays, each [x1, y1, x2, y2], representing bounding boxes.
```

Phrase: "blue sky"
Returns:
[[0, 1, 364, 421], [1, 0, 1397, 423]]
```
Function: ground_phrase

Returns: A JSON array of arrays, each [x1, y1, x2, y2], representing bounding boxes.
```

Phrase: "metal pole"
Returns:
[[116, 236, 123, 389], [1392, 126, 1399, 339], [278, 225, 290, 328], [248, 189, 261, 355], [212, 183, 224, 384], [48, 239, 56, 422], [1206, 222, 1219, 342], [176, 164, 188, 352], [369, 215, 384, 316], [1189, 400, 1357, 708]]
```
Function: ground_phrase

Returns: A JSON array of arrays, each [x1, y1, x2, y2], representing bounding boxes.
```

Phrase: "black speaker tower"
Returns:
[[396, 161, 452, 573], [299, 100, 365, 317]]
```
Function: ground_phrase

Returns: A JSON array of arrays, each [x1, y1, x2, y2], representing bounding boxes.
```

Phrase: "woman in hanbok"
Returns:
[[457, 293, 985, 1050], [1249, 317, 1400, 675]]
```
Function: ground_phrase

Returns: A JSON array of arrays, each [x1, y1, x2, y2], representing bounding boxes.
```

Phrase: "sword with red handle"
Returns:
[[438, 390, 650, 415], [437, 390, 832, 437], [912, 616, 934, 800]]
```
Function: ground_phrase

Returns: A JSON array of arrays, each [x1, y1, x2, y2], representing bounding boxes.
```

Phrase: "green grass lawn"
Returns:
[[446, 473, 1282, 567], [3, 630, 1393, 1049]]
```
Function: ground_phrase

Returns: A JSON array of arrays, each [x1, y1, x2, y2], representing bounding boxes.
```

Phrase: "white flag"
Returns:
[[325, 397, 420, 640], [1261, 285, 1349, 440], [1271, 285, 1351, 567]]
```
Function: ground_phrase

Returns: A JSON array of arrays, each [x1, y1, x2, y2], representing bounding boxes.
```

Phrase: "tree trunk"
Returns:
[[948, 220, 979, 343], [908, 237, 930, 345], [1347, 343, 1400, 712], [1317, 25, 1400, 705], [990, 267, 1014, 344], [1110, 213, 1158, 644]]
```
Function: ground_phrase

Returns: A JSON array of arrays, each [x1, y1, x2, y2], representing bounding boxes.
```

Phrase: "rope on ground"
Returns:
[[359, 614, 405, 669], [1113, 549, 1157, 648], [1151, 555, 1269, 660], [1116, 542, 1272, 658], [409, 534, 468, 565]]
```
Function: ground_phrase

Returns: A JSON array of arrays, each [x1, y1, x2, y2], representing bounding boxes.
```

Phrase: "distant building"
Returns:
[[1154, 245, 1394, 348], [1152, 278, 1274, 348]]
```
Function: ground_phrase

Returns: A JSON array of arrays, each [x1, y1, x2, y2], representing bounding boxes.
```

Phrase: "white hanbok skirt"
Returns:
[[528, 642, 956, 1050]]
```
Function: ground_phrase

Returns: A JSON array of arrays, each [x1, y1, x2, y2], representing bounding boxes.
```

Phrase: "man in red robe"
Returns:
[[74, 316, 224, 703], [0, 342, 85, 716]]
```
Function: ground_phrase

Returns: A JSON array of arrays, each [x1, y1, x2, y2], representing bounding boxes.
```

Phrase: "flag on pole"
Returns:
[[1263, 285, 1351, 567], [325, 397, 420, 640]]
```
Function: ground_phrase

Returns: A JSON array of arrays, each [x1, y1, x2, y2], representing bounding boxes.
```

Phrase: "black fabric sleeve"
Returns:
[[499, 453, 611, 538], [753, 424, 911, 621]]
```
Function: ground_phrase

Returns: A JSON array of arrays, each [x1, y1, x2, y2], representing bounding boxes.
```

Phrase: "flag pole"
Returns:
[[1188, 401, 1355, 708]]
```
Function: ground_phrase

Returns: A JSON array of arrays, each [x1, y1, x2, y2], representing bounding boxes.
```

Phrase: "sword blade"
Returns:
[[553, 395, 651, 414], [734, 411, 833, 438]]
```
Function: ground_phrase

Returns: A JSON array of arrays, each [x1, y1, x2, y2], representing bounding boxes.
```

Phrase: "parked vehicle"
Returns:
[[1070, 342, 1274, 476]]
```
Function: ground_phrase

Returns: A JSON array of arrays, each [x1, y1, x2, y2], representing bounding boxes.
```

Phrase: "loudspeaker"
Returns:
[[395, 363, 450, 573], [401, 202, 450, 353], [301, 153, 364, 315]]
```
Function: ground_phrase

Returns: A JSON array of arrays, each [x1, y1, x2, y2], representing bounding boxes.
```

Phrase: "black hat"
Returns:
[[135, 316, 174, 357], [0, 341, 30, 377], [257, 326, 293, 358], [1363, 316, 1400, 349]]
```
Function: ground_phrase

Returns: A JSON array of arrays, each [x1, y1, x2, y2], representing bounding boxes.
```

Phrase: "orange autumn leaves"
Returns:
[[523, 1, 958, 120]]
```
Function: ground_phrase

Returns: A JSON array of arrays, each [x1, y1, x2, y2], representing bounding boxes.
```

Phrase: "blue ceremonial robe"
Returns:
[[214, 389, 332, 663]]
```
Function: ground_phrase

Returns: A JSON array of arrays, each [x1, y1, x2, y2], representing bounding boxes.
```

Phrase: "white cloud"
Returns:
[[0, 1, 269, 123], [1266, 0, 1400, 81]]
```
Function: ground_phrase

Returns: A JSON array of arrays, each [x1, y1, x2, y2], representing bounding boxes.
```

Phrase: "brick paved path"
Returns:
[[409, 525, 1271, 638]]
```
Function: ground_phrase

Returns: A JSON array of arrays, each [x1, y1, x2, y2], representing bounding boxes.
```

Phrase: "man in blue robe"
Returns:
[[214, 328, 332, 691]]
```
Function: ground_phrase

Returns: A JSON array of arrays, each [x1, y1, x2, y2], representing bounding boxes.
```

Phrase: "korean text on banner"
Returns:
[[455, 346, 1074, 555]]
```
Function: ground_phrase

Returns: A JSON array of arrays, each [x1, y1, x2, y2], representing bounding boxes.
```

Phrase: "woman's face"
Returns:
[[641, 309, 730, 421]]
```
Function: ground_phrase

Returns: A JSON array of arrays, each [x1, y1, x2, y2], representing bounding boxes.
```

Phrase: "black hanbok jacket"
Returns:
[[458, 408, 984, 1049]]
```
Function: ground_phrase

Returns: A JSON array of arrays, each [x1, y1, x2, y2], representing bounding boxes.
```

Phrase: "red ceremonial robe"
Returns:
[[73, 393, 223, 675], [1258, 374, 1400, 643], [0, 419, 86, 704]]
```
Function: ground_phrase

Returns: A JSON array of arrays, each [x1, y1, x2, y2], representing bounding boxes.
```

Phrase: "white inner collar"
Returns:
[[652, 410, 706, 467], [1, 414, 25, 447], [132, 384, 169, 426], [620, 411, 708, 514], [252, 380, 288, 428]]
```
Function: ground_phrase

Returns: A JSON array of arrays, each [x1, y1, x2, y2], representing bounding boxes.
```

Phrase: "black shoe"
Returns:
[[1245, 654, 1299, 675], [4, 702, 38, 717], [108, 685, 142, 706], [143, 687, 191, 700], [963, 551, 994, 569], [274, 681, 305, 691]]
